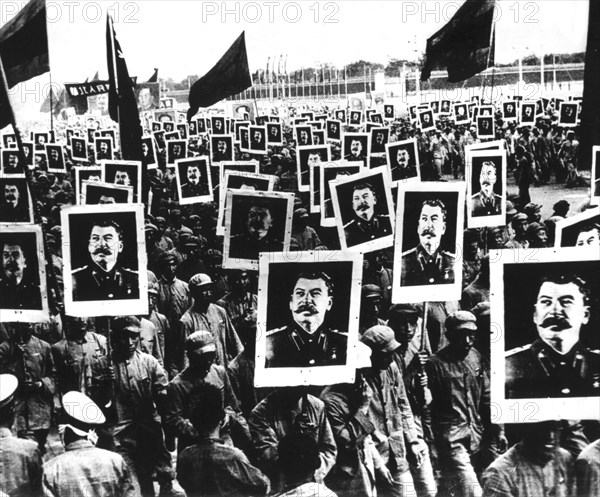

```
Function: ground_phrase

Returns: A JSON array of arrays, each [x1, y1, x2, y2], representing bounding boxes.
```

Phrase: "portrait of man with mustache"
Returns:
[[505, 274, 599, 399], [180, 162, 208, 198], [265, 271, 347, 368], [471, 161, 502, 217], [1, 180, 31, 223], [401, 199, 456, 286], [0, 237, 42, 310], [229, 202, 284, 262], [71, 219, 139, 301], [343, 182, 392, 248]]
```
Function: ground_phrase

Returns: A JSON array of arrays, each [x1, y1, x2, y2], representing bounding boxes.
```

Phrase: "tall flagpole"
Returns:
[[108, 15, 121, 126]]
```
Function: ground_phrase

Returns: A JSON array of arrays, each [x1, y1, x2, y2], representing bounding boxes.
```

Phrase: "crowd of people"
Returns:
[[1, 97, 599, 497]]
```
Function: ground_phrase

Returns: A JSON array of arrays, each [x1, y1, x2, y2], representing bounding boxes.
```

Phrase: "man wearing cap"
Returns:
[[42, 391, 138, 497], [524, 202, 542, 224], [358, 325, 426, 497], [343, 182, 392, 248], [359, 284, 386, 335], [176, 274, 243, 373], [526, 222, 549, 248], [425, 311, 506, 497], [509, 212, 530, 248], [0, 325, 56, 453], [148, 282, 170, 371], [401, 199, 456, 286], [103, 316, 177, 497], [72, 219, 140, 301], [291, 208, 323, 251], [471, 161, 503, 217], [505, 274, 600, 399], [216, 270, 258, 331], [165, 331, 249, 454], [0, 374, 43, 497], [265, 271, 348, 368]]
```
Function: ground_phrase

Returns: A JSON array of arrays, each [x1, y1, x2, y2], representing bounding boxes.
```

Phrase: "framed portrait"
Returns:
[[223, 190, 294, 271], [418, 109, 435, 132], [307, 120, 324, 130], [559, 102, 579, 127], [320, 162, 363, 228], [231, 101, 255, 122], [166, 139, 188, 167], [409, 105, 418, 121], [248, 125, 268, 154], [33, 132, 49, 150], [554, 207, 600, 249], [294, 125, 313, 147], [520, 102, 537, 125], [349, 110, 363, 126], [162, 121, 175, 134], [393, 182, 465, 303], [175, 157, 213, 205], [439, 100, 451, 115], [234, 121, 251, 142], [1, 149, 25, 175], [239, 127, 251, 153], [155, 109, 176, 124], [101, 160, 142, 202], [369, 127, 389, 156], [330, 166, 395, 253], [0, 224, 49, 322], [0, 176, 34, 223], [342, 133, 370, 164], [94, 137, 113, 162], [196, 117, 208, 134], [100, 129, 117, 150], [2, 133, 17, 149], [175, 123, 188, 140], [430, 101, 440, 115], [152, 130, 166, 151], [256, 115, 270, 126], [478, 105, 494, 117], [217, 171, 276, 236], [385, 138, 421, 185], [22, 142, 34, 168], [453, 103, 470, 125], [267, 122, 283, 145], [383, 104, 395, 120], [219, 160, 259, 181], [34, 152, 47, 171], [210, 134, 234, 164], [75, 166, 102, 204], [466, 149, 507, 228], [141, 136, 158, 169], [326, 120, 342, 142], [165, 131, 180, 142], [150, 121, 161, 133], [312, 130, 325, 146], [296, 145, 331, 193], [535, 99, 545, 117], [502, 101, 518, 121], [61, 203, 148, 317], [293, 117, 308, 126], [82, 181, 133, 205], [44, 144, 66, 174], [334, 109, 347, 123], [476, 116, 495, 139], [254, 250, 362, 387], [211, 116, 227, 135], [490, 248, 600, 423], [369, 113, 384, 125], [300, 111, 315, 121]]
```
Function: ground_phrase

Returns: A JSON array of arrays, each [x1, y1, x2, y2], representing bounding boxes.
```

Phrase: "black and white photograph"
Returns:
[[175, 157, 213, 205], [294, 125, 313, 147], [234, 120, 251, 142], [266, 122, 283, 145], [152, 129, 166, 150], [238, 126, 250, 153], [476, 115, 495, 139], [162, 121, 175, 133], [176, 123, 188, 140], [502, 100, 518, 120], [211, 115, 226, 135], [196, 117, 207, 134], [248, 125, 267, 154], [217, 171, 276, 236], [440, 99, 451, 115], [218, 160, 260, 183], [22, 142, 34, 167], [490, 248, 600, 422], [223, 190, 294, 271], [296, 145, 331, 193], [520, 102, 536, 125], [101, 160, 142, 202], [74, 166, 102, 204], [418, 109, 435, 132], [141, 135, 158, 169], [478, 105, 494, 117], [554, 207, 600, 248], [34, 152, 47, 171], [342, 132, 369, 163], [256, 115, 270, 126], [312, 129, 325, 146], [326, 119, 342, 141], [330, 166, 394, 253], [349, 110, 362, 126], [166, 139, 187, 166], [210, 134, 234, 163], [100, 129, 117, 149], [393, 182, 465, 303], [155, 109, 176, 124], [254, 250, 362, 387], [430, 101, 440, 115], [61, 203, 148, 316], [369, 127, 389, 155], [1, 149, 24, 175], [232, 101, 254, 121], [320, 162, 363, 227], [0, 176, 34, 223], [559, 102, 579, 127], [384, 104, 395, 119], [165, 131, 181, 142], [369, 113, 383, 125], [334, 109, 346, 123], [34, 132, 49, 150], [2, 133, 17, 149], [0, 224, 49, 322], [82, 181, 133, 205], [466, 149, 507, 228], [453, 103, 470, 124], [44, 144, 66, 173], [385, 138, 421, 185], [94, 137, 113, 162]]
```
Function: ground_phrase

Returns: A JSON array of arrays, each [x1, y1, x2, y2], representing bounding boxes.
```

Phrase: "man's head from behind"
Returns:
[[190, 383, 224, 436], [278, 432, 321, 485], [533, 274, 590, 354], [289, 272, 333, 334], [87, 220, 123, 272]]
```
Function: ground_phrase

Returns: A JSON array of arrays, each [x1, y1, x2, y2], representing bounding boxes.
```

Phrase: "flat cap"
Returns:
[[388, 303, 423, 317], [527, 222, 546, 235], [0, 374, 18, 409], [362, 284, 382, 299], [512, 212, 528, 222], [186, 331, 216, 354], [524, 202, 542, 214], [188, 273, 213, 288], [62, 391, 106, 426], [445, 311, 478, 332], [505, 201, 517, 216], [361, 325, 401, 354]]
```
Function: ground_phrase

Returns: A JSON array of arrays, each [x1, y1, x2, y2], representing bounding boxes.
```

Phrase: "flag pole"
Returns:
[[108, 15, 121, 127], [480, 5, 496, 102], [48, 72, 54, 132]]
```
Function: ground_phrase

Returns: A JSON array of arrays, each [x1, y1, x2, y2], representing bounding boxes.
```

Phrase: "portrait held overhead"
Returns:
[[1, 0, 600, 496]]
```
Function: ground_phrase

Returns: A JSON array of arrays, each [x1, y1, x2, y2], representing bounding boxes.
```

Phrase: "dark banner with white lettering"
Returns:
[[65, 77, 137, 98]]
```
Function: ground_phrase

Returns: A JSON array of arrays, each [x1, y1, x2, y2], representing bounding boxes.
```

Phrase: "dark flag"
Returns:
[[0, 0, 49, 88], [579, 0, 600, 169], [421, 0, 496, 83], [187, 31, 251, 121], [0, 58, 16, 130], [147, 68, 159, 83]]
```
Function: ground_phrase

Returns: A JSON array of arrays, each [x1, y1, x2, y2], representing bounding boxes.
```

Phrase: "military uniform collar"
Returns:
[[532, 339, 581, 363], [478, 191, 497, 206], [289, 323, 326, 348], [66, 439, 95, 451], [354, 214, 376, 230], [416, 244, 442, 266]]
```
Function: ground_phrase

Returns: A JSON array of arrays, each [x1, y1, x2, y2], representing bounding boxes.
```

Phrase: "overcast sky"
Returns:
[[1, 0, 590, 83]]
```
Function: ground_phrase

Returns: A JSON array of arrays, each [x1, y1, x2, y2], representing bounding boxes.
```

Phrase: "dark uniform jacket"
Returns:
[[471, 191, 502, 217], [0, 202, 30, 223], [265, 323, 347, 368], [505, 339, 600, 399], [0, 428, 42, 497], [391, 164, 417, 182], [344, 152, 367, 163], [72, 263, 139, 301], [401, 245, 456, 286], [344, 214, 392, 247], [229, 231, 283, 261], [181, 181, 207, 198], [0, 275, 42, 310]]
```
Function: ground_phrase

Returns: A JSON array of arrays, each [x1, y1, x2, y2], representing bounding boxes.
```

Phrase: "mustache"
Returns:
[[294, 302, 318, 315], [357, 203, 370, 211], [92, 247, 113, 256], [420, 228, 437, 237], [541, 315, 570, 331], [4, 262, 19, 271]]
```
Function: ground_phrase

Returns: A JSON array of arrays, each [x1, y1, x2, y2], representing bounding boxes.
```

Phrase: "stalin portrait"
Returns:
[[505, 274, 600, 399], [343, 182, 392, 248], [72, 219, 139, 301], [471, 161, 502, 217], [265, 271, 348, 368]]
